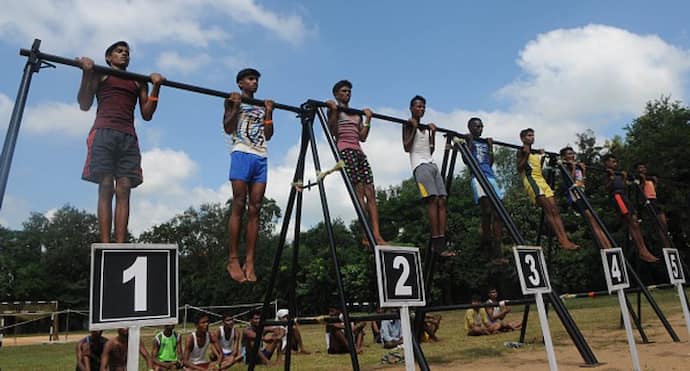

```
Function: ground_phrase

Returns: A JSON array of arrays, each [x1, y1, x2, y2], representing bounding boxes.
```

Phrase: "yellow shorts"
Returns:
[[522, 174, 554, 203]]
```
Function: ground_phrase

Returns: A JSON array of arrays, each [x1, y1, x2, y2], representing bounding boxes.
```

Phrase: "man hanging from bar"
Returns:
[[516, 128, 579, 250], [560, 146, 612, 249], [466, 117, 506, 263], [634, 161, 672, 250], [325, 80, 387, 247], [402, 95, 455, 256], [224, 68, 275, 283], [602, 154, 659, 262], [76, 41, 165, 244]]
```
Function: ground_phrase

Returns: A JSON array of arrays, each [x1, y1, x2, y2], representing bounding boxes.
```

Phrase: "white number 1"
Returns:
[[122, 256, 147, 312]]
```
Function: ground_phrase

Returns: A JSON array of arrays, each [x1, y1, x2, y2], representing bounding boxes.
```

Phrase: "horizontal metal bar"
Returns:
[[19, 48, 302, 114]]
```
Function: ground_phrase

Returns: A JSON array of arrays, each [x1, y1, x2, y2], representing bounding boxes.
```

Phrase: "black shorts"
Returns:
[[82, 128, 143, 187]]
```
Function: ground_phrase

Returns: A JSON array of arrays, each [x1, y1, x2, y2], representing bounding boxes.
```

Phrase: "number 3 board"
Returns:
[[513, 246, 552, 295], [89, 244, 178, 330], [374, 245, 426, 307]]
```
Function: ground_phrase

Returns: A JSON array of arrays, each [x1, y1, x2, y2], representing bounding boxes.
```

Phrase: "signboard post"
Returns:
[[374, 245, 425, 371], [513, 246, 557, 371], [601, 248, 639, 371], [662, 248, 690, 339], [90, 244, 178, 371]]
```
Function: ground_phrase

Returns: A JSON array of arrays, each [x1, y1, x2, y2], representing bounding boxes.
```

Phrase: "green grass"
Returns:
[[0, 288, 687, 370]]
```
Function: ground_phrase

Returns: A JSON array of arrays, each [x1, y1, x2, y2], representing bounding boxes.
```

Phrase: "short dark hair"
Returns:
[[223, 312, 234, 320], [471, 294, 482, 302], [236, 68, 261, 83], [195, 313, 209, 324], [467, 117, 482, 129], [519, 128, 534, 138], [410, 95, 426, 107], [559, 146, 574, 156], [332, 80, 352, 95], [633, 161, 646, 168], [105, 41, 129, 66], [601, 153, 617, 163], [249, 309, 262, 318]]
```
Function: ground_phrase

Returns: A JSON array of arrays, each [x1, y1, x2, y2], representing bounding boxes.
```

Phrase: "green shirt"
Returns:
[[155, 331, 180, 362]]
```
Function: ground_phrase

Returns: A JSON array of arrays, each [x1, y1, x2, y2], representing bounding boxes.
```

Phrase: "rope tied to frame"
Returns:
[[292, 160, 345, 192]]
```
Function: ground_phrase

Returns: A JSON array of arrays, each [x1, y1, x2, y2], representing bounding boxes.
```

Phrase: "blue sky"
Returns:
[[1, 0, 689, 235]]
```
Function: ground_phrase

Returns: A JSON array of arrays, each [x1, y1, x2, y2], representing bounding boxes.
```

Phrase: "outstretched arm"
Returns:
[[75, 57, 100, 111], [263, 99, 274, 141], [402, 118, 418, 153], [516, 145, 529, 173], [359, 108, 373, 142], [139, 73, 165, 121], [223, 92, 242, 135]]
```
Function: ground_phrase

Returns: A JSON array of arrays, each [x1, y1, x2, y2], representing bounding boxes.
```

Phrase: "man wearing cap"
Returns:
[[76, 41, 165, 243], [223, 68, 275, 283], [276, 309, 310, 354]]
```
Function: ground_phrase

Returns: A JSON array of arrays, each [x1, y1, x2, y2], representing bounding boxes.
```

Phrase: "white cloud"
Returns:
[[156, 51, 211, 75], [139, 148, 199, 195], [500, 24, 690, 121], [0, 0, 310, 56], [21, 101, 94, 137]]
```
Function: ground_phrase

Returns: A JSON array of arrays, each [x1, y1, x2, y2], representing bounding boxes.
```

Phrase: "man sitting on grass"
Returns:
[[464, 295, 499, 336]]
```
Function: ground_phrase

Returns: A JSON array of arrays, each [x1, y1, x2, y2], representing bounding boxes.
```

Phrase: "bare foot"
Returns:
[[439, 250, 457, 257], [227, 257, 246, 282], [375, 236, 388, 245], [560, 240, 579, 250], [243, 262, 257, 282], [639, 250, 659, 263], [299, 349, 311, 354]]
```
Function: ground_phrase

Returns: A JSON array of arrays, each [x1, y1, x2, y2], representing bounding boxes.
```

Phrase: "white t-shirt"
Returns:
[[219, 326, 235, 355], [410, 128, 433, 171], [189, 332, 210, 365]]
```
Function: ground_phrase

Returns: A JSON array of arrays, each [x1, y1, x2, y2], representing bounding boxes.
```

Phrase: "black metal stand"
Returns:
[[556, 163, 679, 342], [437, 137, 599, 365], [248, 103, 362, 370]]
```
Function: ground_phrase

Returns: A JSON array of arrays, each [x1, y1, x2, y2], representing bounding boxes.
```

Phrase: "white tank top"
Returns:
[[190, 332, 210, 365], [219, 326, 235, 355], [410, 128, 433, 171]]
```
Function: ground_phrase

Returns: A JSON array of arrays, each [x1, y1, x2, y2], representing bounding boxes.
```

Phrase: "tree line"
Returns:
[[1, 97, 688, 316]]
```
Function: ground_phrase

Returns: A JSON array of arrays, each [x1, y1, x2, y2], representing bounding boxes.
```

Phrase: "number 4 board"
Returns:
[[513, 246, 552, 295], [600, 248, 629, 293], [374, 245, 426, 307], [90, 244, 178, 330]]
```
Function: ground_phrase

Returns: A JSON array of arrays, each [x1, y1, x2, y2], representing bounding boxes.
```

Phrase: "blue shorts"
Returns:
[[470, 175, 504, 204], [229, 151, 267, 184]]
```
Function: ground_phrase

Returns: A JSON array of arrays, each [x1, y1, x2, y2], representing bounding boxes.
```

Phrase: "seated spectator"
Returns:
[[276, 309, 310, 354], [243, 309, 285, 366], [464, 295, 499, 336], [325, 305, 365, 354], [380, 313, 403, 349], [151, 324, 182, 371], [423, 314, 442, 342], [211, 313, 243, 369], [100, 328, 152, 371], [76, 330, 107, 371], [485, 287, 522, 332], [183, 314, 220, 370]]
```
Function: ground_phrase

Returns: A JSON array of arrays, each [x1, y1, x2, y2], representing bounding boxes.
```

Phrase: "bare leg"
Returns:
[[113, 177, 131, 243], [626, 214, 659, 262], [354, 183, 370, 246], [437, 196, 447, 236], [479, 197, 494, 256], [657, 211, 671, 249], [97, 176, 115, 243], [583, 210, 612, 249], [243, 182, 266, 282], [227, 180, 248, 282], [426, 196, 440, 237], [364, 184, 387, 245], [539, 196, 578, 250]]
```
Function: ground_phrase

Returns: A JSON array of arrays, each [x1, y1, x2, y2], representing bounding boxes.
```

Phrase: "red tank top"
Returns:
[[93, 76, 139, 135]]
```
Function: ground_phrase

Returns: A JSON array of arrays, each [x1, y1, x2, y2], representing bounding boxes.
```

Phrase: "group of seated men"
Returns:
[[76, 309, 309, 370], [464, 287, 523, 336]]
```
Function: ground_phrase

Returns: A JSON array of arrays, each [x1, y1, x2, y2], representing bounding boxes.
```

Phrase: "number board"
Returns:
[[513, 246, 551, 294], [600, 248, 629, 293], [663, 248, 686, 284], [374, 245, 425, 307], [90, 244, 178, 330]]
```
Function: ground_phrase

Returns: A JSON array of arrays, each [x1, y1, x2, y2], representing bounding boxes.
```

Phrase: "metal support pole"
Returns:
[[0, 39, 44, 209], [283, 173, 305, 371], [618, 290, 641, 371], [536, 292, 558, 371], [127, 326, 140, 371]]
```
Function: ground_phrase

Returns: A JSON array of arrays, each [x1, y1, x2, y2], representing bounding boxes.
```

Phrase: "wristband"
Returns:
[[148, 96, 159, 102], [264, 119, 273, 125], [364, 123, 370, 128]]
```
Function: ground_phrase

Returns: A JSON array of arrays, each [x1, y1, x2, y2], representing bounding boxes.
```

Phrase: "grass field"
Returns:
[[1, 287, 688, 370]]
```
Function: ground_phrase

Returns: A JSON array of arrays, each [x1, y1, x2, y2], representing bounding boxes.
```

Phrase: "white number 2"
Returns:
[[122, 256, 147, 312], [610, 254, 622, 282], [393, 256, 412, 296], [525, 254, 541, 286]]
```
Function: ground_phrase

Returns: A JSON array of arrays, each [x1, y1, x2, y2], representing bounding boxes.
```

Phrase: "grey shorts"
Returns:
[[413, 163, 447, 198], [82, 128, 143, 187]]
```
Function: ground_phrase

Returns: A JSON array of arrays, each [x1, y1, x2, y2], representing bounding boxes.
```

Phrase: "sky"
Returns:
[[0, 0, 689, 236]]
